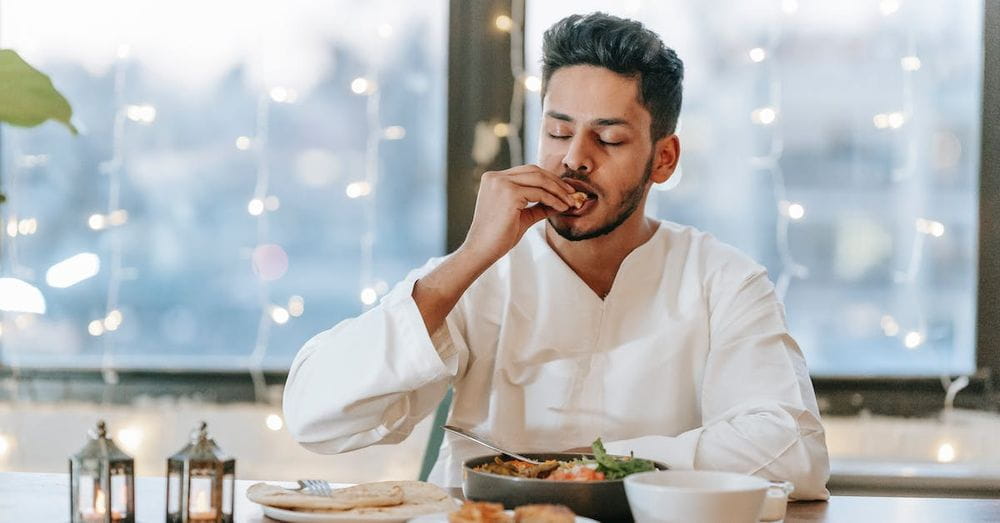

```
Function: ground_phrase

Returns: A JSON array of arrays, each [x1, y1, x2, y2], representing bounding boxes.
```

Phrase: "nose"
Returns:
[[562, 136, 594, 174]]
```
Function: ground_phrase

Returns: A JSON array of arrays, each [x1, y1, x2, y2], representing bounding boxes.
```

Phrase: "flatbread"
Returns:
[[247, 480, 457, 517], [569, 192, 588, 208], [246, 481, 403, 511]]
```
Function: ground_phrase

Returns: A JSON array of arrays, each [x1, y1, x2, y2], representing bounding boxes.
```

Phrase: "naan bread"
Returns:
[[246, 481, 403, 511], [247, 480, 457, 517]]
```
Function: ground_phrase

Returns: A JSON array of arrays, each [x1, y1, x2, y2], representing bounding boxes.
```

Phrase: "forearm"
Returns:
[[412, 245, 497, 334]]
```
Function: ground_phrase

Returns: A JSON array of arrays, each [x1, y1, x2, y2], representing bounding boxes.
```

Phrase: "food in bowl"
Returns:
[[472, 438, 655, 481], [448, 501, 576, 523]]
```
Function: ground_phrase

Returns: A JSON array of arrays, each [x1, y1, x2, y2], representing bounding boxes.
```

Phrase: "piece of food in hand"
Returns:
[[569, 192, 588, 208], [449, 501, 513, 523], [514, 504, 576, 523]]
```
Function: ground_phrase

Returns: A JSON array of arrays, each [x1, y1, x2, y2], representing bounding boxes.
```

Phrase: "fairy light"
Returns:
[[788, 204, 804, 220], [751, 106, 777, 125], [360, 287, 378, 305], [901, 56, 921, 72], [88, 320, 105, 337], [247, 198, 265, 216], [748, 47, 767, 63], [915, 218, 945, 237], [288, 295, 305, 317], [350, 77, 371, 95], [46, 253, 100, 288], [493, 122, 510, 137], [266, 414, 284, 431], [107, 210, 128, 226], [116, 426, 143, 453], [345, 181, 372, 198], [235, 136, 252, 150], [523, 75, 542, 92], [0, 434, 11, 458], [88, 213, 107, 230], [103, 309, 123, 331], [881, 315, 900, 337], [264, 195, 280, 211], [125, 104, 156, 124], [5, 221, 17, 237], [383, 126, 406, 140], [879, 0, 901, 16], [936, 442, 956, 463], [904, 331, 924, 349], [269, 86, 297, 103], [495, 15, 513, 32], [269, 305, 290, 325]]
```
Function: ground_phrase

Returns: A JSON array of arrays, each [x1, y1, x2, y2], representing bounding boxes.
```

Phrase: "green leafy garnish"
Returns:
[[591, 437, 655, 480]]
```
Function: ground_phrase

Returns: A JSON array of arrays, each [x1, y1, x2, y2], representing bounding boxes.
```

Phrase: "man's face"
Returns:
[[539, 65, 655, 241]]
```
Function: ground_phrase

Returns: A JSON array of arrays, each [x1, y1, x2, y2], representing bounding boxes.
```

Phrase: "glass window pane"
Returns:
[[526, 1, 982, 376], [0, 1, 447, 369]]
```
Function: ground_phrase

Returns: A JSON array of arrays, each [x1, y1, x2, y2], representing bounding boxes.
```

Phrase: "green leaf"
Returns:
[[0, 49, 77, 134], [591, 437, 656, 480]]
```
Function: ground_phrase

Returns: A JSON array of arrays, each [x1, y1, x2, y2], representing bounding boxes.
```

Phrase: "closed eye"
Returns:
[[547, 133, 571, 140], [599, 139, 623, 146]]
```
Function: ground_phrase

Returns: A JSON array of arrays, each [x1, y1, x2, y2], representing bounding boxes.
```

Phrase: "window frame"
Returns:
[[1, 0, 997, 416]]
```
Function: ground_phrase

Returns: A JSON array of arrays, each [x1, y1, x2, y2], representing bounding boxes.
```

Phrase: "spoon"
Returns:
[[442, 425, 543, 465]]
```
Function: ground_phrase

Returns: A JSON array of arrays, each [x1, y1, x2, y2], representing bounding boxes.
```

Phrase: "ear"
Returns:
[[649, 134, 680, 184]]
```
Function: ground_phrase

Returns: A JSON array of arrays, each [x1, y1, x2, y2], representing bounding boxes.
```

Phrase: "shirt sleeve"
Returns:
[[605, 268, 830, 501], [282, 257, 470, 454]]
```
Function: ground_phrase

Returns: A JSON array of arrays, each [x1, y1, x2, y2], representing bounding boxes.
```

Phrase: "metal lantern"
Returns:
[[166, 422, 235, 522], [69, 420, 135, 523]]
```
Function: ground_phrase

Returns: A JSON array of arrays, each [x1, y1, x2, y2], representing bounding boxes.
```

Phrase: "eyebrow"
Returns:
[[545, 111, 633, 129]]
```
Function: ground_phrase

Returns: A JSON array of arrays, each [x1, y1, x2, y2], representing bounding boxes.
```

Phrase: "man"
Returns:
[[283, 12, 830, 499]]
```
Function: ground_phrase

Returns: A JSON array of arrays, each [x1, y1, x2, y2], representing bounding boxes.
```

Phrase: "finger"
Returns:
[[517, 187, 570, 213], [507, 172, 576, 205], [503, 165, 576, 194]]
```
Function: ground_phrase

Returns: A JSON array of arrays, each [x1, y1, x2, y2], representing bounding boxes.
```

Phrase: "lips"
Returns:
[[561, 179, 597, 216]]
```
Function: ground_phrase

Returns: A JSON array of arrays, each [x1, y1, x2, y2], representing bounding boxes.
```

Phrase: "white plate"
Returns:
[[408, 511, 598, 523], [262, 504, 454, 523]]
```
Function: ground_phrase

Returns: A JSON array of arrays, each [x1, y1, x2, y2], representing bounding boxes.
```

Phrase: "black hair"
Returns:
[[541, 12, 684, 141]]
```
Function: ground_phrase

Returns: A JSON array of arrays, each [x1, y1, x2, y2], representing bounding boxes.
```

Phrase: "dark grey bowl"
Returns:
[[462, 453, 668, 522]]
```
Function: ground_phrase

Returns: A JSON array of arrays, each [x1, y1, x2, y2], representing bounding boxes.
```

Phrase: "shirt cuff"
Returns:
[[604, 429, 705, 470]]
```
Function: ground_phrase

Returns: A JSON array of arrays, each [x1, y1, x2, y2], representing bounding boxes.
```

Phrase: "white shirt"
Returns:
[[283, 220, 830, 500]]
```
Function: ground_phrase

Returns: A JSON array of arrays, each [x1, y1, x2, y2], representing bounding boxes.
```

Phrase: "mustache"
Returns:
[[559, 169, 600, 196]]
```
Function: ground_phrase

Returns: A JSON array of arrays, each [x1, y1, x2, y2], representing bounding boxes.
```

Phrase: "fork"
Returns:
[[296, 479, 332, 497]]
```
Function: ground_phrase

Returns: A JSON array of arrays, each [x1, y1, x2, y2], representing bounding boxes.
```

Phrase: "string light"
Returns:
[[751, 106, 778, 125], [879, 0, 901, 16], [269, 305, 290, 325], [904, 331, 924, 349], [880, 315, 900, 336], [103, 309, 123, 331], [901, 56, 921, 72], [266, 414, 284, 431], [116, 426, 143, 453], [288, 295, 305, 317], [45, 253, 100, 288], [748, 47, 767, 63], [350, 77, 371, 95], [269, 86, 297, 103], [915, 218, 945, 237], [936, 442, 956, 463], [125, 104, 156, 124], [0, 434, 11, 458], [495, 15, 513, 32], [360, 287, 378, 305], [88, 320, 105, 337], [235, 136, 252, 150], [523, 75, 542, 92], [345, 181, 372, 199], [247, 198, 265, 216], [383, 126, 406, 140]]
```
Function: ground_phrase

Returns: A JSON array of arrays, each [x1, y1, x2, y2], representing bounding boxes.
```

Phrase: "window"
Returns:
[[526, 0, 983, 376], [0, 0, 447, 369]]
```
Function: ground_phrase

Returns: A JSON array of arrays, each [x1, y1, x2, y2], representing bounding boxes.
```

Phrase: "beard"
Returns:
[[548, 154, 654, 242]]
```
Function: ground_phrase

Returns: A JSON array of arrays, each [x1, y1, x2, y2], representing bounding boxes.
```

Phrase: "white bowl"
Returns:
[[624, 470, 770, 523]]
